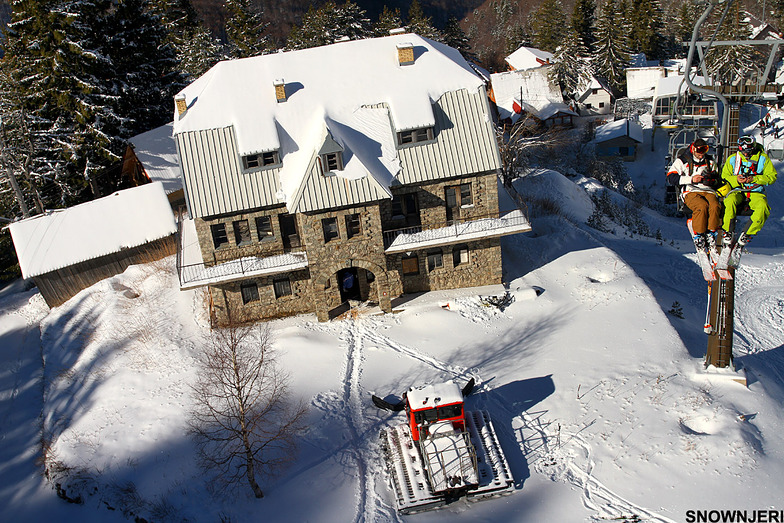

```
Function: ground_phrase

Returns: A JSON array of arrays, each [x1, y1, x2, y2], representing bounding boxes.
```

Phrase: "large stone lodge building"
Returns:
[[174, 33, 530, 324]]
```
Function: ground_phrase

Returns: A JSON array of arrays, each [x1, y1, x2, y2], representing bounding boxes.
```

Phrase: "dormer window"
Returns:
[[242, 151, 280, 171], [318, 131, 344, 175], [397, 126, 434, 147], [320, 152, 343, 172]]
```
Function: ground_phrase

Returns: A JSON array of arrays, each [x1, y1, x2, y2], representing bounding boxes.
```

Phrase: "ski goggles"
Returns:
[[737, 136, 756, 153], [693, 144, 709, 154]]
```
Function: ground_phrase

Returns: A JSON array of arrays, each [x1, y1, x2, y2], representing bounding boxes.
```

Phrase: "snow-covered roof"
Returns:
[[9, 182, 176, 279], [505, 46, 554, 71], [407, 381, 463, 410], [129, 123, 182, 195], [653, 75, 708, 98], [173, 34, 485, 203], [594, 118, 644, 144], [490, 67, 574, 123]]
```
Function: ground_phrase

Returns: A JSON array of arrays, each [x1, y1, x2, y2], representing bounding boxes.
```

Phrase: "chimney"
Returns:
[[397, 43, 415, 66], [274, 79, 287, 103], [175, 94, 187, 116]]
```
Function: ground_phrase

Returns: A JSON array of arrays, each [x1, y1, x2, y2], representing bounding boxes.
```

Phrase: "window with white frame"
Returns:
[[427, 249, 443, 271], [452, 245, 469, 266]]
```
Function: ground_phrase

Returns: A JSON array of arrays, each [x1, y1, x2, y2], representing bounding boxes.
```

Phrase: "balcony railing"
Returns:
[[382, 209, 531, 253]]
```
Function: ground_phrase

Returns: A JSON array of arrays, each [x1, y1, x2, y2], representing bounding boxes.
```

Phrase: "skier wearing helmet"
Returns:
[[666, 138, 722, 251], [719, 135, 778, 247]]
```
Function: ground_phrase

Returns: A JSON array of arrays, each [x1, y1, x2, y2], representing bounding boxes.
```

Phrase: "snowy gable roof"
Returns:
[[505, 46, 554, 71], [594, 118, 643, 144], [490, 67, 567, 122], [173, 34, 483, 202], [9, 182, 176, 279], [129, 123, 181, 195], [653, 75, 708, 98]]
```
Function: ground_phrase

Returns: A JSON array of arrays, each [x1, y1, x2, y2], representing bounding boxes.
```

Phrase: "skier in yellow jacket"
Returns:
[[720, 135, 778, 247]]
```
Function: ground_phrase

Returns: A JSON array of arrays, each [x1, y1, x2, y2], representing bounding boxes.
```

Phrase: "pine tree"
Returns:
[[287, 1, 373, 50], [528, 0, 567, 53], [549, 29, 593, 96], [593, 0, 631, 92], [147, 0, 223, 81], [571, 0, 596, 54], [442, 17, 472, 59], [225, 0, 271, 58], [374, 5, 403, 37], [178, 28, 226, 81], [104, 0, 182, 137], [628, 0, 666, 60], [704, 3, 758, 85], [406, 0, 442, 40], [666, 0, 700, 58]]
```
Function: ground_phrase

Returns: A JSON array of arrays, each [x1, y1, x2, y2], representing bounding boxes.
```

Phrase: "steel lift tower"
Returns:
[[679, 0, 782, 372]]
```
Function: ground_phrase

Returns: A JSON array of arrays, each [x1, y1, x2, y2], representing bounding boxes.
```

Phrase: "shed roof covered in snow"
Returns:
[[505, 46, 554, 71], [129, 123, 181, 195], [9, 182, 176, 279], [594, 118, 644, 144], [173, 33, 499, 218]]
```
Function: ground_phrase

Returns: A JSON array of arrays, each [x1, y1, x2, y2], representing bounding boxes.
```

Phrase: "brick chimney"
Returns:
[[175, 94, 187, 116], [274, 79, 287, 103], [397, 43, 415, 66]]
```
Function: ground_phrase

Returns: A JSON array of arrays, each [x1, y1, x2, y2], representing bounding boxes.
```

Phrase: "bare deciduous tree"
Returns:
[[190, 323, 307, 499]]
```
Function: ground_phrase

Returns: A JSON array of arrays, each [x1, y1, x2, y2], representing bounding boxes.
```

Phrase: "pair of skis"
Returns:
[[687, 219, 743, 282]]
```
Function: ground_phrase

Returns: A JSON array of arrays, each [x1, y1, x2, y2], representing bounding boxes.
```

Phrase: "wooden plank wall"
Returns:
[[34, 236, 177, 308]]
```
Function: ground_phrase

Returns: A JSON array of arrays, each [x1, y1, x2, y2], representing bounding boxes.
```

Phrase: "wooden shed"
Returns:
[[9, 182, 177, 307], [594, 118, 644, 161]]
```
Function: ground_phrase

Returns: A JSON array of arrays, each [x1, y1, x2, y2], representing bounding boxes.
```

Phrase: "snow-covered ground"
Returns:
[[1, 115, 783, 523]]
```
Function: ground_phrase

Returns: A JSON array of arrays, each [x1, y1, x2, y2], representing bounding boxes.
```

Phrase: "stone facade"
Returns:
[[199, 171, 512, 325]]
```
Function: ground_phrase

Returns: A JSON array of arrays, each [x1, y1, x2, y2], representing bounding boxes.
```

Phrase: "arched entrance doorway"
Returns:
[[313, 260, 392, 321]]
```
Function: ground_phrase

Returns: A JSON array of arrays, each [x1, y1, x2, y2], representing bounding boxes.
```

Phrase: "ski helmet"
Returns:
[[738, 135, 756, 157]]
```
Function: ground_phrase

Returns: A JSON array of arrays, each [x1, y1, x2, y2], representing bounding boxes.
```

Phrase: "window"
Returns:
[[585, 103, 592, 109], [592, 88, 599, 95], [273, 278, 292, 298], [255, 216, 273, 241], [322, 217, 339, 243], [446, 183, 473, 207], [345, 213, 362, 239], [211, 223, 228, 249], [241, 283, 259, 304], [233, 219, 251, 245], [599, 102, 605, 108], [243, 151, 279, 170], [453, 245, 469, 266], [320, 152, 343, 173], [397, 126, 434, 147], [427, 250, 443, 271], [401, 254, 419, 275], [391, 193, 419, 225]]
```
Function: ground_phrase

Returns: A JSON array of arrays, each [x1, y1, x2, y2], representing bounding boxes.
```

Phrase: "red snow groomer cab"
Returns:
[[375, 380, 514, 514]]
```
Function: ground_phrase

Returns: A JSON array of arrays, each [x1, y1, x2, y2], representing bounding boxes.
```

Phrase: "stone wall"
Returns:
[[198, 171, 508, 324]]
